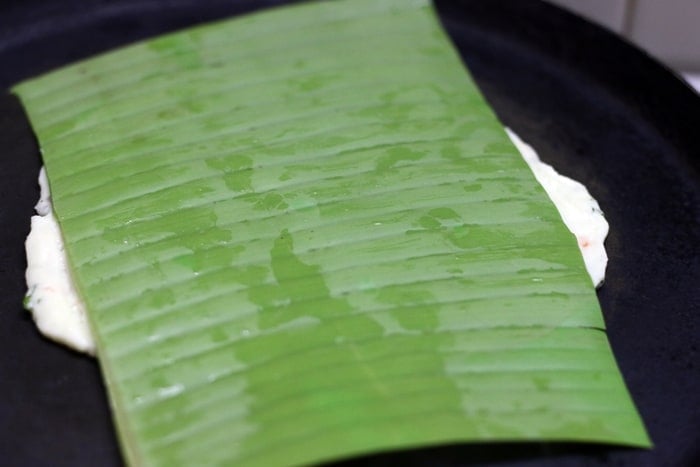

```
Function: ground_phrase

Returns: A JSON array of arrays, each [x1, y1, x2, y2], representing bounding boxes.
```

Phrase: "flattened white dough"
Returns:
[[505, 128, 608, 287], [24, 168, 95, 355], [24, 131, 608, 355]]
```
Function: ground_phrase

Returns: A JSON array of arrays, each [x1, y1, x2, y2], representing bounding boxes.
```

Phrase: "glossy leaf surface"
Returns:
[[13, 0, 650, 465]]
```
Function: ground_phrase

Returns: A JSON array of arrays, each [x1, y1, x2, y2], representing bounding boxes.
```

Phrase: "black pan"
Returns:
[[1, 1, 698, 466]]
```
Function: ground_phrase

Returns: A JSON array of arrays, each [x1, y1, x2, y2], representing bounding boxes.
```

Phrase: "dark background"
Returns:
[[0, 1, 698, 465]]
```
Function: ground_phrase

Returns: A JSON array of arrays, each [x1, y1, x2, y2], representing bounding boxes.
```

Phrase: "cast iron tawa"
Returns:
[[0, 1, 698, 465]]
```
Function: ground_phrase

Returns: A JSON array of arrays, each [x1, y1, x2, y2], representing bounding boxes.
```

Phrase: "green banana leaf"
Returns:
[[13, 0, 650, 465]]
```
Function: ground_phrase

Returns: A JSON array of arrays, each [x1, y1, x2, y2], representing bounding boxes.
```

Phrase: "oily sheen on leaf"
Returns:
[[13, 0, 650, 465]]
